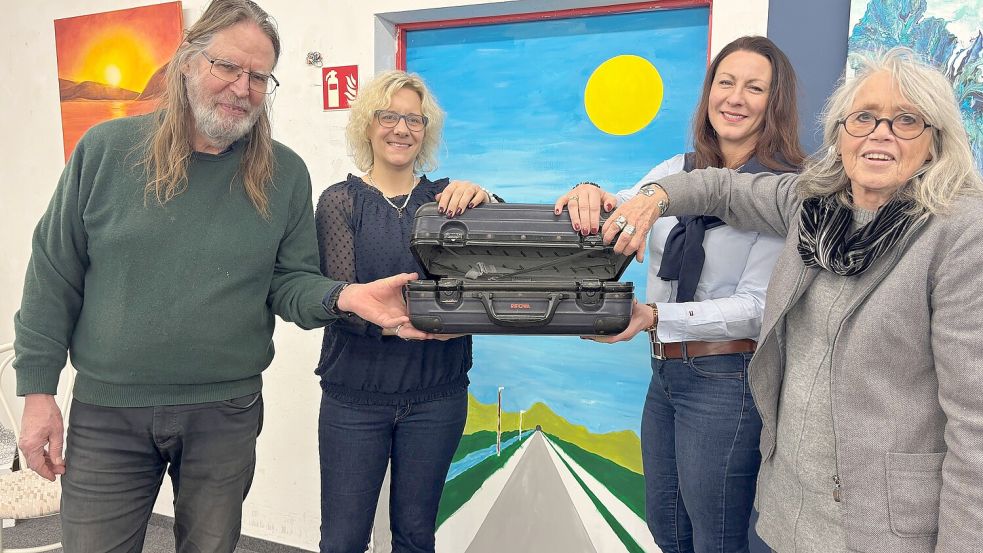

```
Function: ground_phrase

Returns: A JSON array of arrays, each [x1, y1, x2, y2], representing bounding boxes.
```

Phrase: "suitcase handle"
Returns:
[[477, 292, 563, 328]]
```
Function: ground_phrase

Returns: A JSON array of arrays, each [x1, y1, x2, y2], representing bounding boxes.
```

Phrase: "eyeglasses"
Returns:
[[838, 110, 932, 140], [374, 110, 428, 131], [200, 51, 279, 94]]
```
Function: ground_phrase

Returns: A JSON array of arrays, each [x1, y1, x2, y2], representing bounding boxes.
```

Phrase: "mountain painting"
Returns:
[[849, 0, 983, 171], [54, 2, 183, 160], [402, 5, 710, 551]]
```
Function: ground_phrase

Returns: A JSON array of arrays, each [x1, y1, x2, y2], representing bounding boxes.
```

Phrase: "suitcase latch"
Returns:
[[577, 279, 602, 306], [441, 230, 465, 246], [581, 233, 603, 246], [437, 278, 463, 305]]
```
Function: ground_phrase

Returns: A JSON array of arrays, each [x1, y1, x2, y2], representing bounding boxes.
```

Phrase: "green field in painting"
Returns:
[[547, 433, 645, 520], [463, 394, 643, 474]]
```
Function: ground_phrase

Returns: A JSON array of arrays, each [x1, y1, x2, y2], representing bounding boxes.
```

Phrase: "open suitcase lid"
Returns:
[[410, 202, 633, 282]]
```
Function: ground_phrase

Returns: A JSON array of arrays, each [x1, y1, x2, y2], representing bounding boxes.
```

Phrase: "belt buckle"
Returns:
[[650, 333, 666, 360]]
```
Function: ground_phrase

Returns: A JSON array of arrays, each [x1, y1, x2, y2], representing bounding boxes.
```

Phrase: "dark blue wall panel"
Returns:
[[768, 0, 852, 154]]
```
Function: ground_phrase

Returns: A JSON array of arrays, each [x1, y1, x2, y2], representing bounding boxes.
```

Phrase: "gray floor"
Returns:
[[0, 514, 311, 552]]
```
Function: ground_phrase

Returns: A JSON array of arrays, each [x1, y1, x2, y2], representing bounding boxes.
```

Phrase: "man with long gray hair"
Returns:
[[12, 1, 423, 551]]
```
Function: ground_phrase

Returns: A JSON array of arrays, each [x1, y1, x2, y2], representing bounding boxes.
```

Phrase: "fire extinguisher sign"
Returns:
[[323, 65, 358, 110]]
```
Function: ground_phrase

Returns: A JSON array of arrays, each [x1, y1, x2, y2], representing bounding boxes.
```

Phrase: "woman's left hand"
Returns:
[[583, 300, 653, 344], [435, 180, 489, 218]]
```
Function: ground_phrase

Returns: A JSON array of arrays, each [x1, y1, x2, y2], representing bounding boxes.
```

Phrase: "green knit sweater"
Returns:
[[14, 115, 342, 407]]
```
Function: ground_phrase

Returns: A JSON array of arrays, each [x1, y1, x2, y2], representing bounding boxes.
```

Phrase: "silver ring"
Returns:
[[623, 224, 636, 236], [614, 215, 627, 230], [394, 324, 406, 340]]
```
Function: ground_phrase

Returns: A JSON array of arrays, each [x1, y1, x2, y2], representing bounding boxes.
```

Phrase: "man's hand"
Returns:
[[553, 183, 617, 236], [435, 180, 490, 217], [19, 394, 65, 482], [337, 273, 417, 331]]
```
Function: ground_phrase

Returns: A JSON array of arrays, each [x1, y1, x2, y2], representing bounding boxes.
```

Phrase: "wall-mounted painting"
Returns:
[[54, 2, 183, 160], [400, 4, 710, 551], [849, 0, 983, 171]]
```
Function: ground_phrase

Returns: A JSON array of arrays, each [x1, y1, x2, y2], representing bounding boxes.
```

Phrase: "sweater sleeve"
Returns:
[[657, 168, 801, 237], [314, 182, 382, 338], [930, 206, 983, 550], [267, 170, 344, 330], [13, 141, 92, 395]]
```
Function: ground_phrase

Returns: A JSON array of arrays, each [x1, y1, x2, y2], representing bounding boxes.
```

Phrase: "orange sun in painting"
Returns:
[[68, 29, 158, 92]]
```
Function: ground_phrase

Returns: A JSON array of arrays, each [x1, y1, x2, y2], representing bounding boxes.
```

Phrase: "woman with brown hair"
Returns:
[[559, 36, 804, 552]]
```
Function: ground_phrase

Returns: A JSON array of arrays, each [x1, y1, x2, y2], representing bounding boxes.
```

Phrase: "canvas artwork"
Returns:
[[848, 0, 983, 170], [404, 6, 710, 552], [54, 2, 184, 160]]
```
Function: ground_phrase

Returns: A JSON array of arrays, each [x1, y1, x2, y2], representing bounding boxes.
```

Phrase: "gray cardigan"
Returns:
[[656, 168, 983, 553]]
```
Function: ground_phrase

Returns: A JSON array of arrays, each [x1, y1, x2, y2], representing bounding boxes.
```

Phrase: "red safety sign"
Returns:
[[323, 65, 358, 110]]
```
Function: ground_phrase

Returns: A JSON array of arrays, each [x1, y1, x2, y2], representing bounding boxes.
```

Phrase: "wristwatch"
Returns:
[[644, 303, 659, 332], [322, 283, 352, 317], [639, 183, 670, 216]]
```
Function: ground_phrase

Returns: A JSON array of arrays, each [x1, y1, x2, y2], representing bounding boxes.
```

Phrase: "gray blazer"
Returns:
[[657, 168, 983, 553]]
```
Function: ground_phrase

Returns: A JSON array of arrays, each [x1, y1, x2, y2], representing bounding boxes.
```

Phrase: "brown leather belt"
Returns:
[[649, 334, 757, 360]]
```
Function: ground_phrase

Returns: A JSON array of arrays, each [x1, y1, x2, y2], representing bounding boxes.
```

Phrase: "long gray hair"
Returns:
[[141, 0, 280, 217], [798, 47, 982, 213]]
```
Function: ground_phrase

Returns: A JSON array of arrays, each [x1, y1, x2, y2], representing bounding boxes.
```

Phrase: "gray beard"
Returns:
[[186, 75, 262, 150]]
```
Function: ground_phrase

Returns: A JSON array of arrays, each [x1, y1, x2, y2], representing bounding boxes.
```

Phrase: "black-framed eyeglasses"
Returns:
[[200, 51, 279, 94], [374, 110, 428, 131], [837, 110, 932, 140]]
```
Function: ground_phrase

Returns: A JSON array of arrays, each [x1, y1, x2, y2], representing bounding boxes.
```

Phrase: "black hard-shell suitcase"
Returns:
[[405, 203, 634, 335]]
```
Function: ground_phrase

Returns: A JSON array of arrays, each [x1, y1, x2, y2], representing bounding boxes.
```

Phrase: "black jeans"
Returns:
[[318, 390, 468, 553], [61, 393, 264, 553]]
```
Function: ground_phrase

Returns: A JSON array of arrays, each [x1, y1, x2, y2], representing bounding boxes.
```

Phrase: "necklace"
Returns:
[[364, 172, 418, 218]]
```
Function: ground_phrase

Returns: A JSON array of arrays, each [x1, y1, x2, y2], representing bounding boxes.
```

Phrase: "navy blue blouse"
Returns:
[[314, 174, 472, 404]]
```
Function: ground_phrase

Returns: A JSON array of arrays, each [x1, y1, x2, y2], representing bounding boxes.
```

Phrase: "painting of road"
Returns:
[[849, 0, 983, 170], [54, 2, 183, 160], [403, 6, 709, 551]]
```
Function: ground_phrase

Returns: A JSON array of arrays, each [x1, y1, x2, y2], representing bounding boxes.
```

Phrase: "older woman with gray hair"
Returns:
[[561, 48, 983, 553]]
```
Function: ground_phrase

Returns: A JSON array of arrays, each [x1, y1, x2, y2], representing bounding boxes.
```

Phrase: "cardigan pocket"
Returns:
[[885, 451, 945, 537]]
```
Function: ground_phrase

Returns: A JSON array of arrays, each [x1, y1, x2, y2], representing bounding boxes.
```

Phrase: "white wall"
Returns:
[[0, 0, 766, 549]]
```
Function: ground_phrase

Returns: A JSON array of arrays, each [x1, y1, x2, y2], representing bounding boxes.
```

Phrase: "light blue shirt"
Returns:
[[616, 154, 784, 343]]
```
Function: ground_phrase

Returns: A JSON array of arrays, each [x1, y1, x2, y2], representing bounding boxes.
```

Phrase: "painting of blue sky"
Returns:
[[405, 7, 709, 436]]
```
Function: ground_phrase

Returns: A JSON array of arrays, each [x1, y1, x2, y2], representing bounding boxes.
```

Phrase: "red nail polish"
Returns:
[[555, 209, 561, 215], [438, 207, 445, 214], [573, 223, 580, 231], [468, 203, 474, 209]]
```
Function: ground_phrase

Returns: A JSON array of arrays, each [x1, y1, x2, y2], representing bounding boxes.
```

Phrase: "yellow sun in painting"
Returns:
[[104, 64, 122, 87], [584, 55, 664, 135]]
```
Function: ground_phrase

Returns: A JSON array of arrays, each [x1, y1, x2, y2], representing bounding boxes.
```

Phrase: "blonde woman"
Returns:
[[314, 70, 491, 553]]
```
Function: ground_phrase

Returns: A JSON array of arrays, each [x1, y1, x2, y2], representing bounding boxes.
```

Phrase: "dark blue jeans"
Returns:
[[61, 393, 264, 553], [318, 390, 468, 553], [642, 352, 762, 553]]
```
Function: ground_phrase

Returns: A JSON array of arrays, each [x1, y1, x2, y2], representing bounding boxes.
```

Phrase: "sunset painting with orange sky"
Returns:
[[54, 2, 183, 160]]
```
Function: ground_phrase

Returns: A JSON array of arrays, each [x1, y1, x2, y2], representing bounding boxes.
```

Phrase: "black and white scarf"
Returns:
[[797, 194, 922, 276]]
